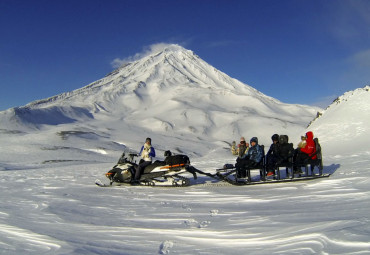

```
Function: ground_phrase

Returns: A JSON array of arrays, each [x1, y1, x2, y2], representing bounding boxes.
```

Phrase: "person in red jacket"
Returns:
[[294, 131, 317, 173], [300, 131, 317, 158]]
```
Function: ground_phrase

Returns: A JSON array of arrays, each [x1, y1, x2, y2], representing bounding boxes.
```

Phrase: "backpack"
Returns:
[[165, 155, 190, 166], [313, 138, 322, 160], [313, 138, 323, 170]]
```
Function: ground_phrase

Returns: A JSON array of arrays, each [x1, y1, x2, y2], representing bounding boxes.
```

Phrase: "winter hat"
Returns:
[[271, 134, 279, 141], [250, 137, 258, 144], [240, 137, 245, 142], [145, 137, 152, 144]]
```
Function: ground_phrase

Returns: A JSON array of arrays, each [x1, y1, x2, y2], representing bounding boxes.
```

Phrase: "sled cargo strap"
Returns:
[[160, 163, 186, 169]]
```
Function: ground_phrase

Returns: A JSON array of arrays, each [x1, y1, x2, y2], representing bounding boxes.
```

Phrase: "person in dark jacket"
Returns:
[[235, 137, 263, 178], [276, 135, 295, 166], [266, 134, 279, 177]]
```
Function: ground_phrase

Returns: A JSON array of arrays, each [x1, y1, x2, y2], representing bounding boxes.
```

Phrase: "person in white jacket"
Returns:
[[132, 137, 156, 184]]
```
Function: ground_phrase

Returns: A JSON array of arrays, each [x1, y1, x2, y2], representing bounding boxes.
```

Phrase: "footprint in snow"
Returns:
[[182, 204, 191, 211], [198, 221, 210, 228], [210, 209, 219, 216], [184, 219, 210, 228], [184, 219, 198, 228], [159, 240, 173, 254]]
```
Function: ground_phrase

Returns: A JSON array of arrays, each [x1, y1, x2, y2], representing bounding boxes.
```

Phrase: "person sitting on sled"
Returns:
[[235, 137, 263, 178], [236, 137, 249, 158], [233, 137, 249, 170], [294, 131, 316, 173], [265, 134, 280, 177], [297, 135, 307, 149], [276, 134, 294, 167], [132, 137, 156, 184]]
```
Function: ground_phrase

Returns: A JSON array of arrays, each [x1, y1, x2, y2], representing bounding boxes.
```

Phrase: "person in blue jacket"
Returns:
[[132, 137, 156, 184], [235, 137, 263, 178]]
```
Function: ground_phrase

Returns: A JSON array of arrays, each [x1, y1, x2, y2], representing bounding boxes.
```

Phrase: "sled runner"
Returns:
[[215, 167, 330, 186]]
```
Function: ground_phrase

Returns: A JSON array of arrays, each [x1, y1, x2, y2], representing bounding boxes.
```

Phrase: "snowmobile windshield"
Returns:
[[117, 148, 139, 164]]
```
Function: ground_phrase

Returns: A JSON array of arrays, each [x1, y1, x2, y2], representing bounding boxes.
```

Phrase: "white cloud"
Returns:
[[341, 48, 370, 86], [111, 43, 184, 68], [326, 0, 370, 41], [350, 48, 370, 69]]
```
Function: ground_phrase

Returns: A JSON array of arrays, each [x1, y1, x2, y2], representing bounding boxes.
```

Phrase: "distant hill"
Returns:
[[307, 85, 370, 154]]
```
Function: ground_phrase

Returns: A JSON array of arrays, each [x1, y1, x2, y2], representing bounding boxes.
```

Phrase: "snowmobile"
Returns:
[[96, 149, 199, 187]]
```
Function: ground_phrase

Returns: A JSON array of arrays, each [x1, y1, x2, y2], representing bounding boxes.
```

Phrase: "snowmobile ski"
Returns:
[[95, 179, 111, 187]]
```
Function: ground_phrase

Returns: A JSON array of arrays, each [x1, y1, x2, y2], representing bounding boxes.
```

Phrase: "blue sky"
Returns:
[[1, 0, 369, 111]]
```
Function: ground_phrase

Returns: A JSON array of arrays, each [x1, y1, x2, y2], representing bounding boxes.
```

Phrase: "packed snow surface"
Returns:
[[0, 45, 369, 254]]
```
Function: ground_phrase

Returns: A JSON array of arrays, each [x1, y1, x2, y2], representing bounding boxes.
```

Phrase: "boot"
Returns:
[[236, 168, 242, 178], [240, 168, 247, 178], [130, 179, 141, 185]]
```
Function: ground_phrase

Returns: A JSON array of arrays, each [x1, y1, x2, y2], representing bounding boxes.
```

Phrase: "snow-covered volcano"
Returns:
[[0, 45, 318, 151]]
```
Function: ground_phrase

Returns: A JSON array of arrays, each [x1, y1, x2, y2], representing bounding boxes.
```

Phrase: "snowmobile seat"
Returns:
[[143, 160, 167, 173], [143, 154, 191, 173]]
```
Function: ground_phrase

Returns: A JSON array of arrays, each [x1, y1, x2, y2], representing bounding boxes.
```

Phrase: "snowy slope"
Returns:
[[1, 46, 370, 254], [307, 85, 370, 154]]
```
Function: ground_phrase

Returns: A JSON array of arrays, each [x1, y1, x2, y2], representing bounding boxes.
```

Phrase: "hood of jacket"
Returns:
[[250, 137, 258, 144], [306, 131, 314, 141]]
